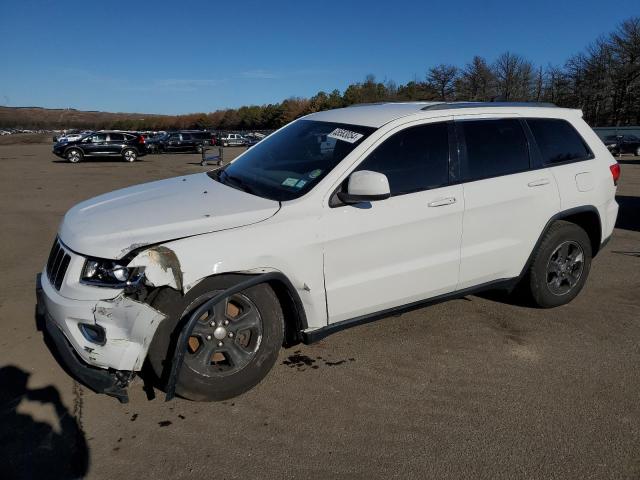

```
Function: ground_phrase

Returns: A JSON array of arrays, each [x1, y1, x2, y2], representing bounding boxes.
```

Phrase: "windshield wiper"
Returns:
[[219, 171, 255, 194]]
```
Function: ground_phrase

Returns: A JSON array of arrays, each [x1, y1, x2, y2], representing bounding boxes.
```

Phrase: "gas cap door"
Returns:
[[575, 172, 594, 192]]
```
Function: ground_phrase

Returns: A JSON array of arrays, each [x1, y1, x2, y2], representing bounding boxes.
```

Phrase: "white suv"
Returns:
[[37, 102, 620, 403]]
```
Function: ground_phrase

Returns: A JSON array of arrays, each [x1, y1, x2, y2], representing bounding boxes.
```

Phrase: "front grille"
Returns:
[[46, 239, 71, 290]]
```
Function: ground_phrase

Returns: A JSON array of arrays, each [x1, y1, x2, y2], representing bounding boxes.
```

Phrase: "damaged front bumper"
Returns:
[[36, 272, 167, 402]]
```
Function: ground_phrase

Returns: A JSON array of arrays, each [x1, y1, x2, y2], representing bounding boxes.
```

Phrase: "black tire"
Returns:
[[147, 276, 284, 401], [66, 148, 83, 163], [196, 144, 203, 154], [635, 146, 640, 157], [525, 220, 592, 308], [122, 149, 137, 162]]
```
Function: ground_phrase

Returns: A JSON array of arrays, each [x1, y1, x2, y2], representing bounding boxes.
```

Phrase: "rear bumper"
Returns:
[[37, 274, 130, 403]]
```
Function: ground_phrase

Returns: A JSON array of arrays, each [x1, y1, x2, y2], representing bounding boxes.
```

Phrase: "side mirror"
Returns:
[[337, 170, 391, 204]]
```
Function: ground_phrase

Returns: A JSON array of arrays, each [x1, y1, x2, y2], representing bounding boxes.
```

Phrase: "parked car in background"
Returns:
[[55, 131, 91, 143], [53, 131, 146, 163], [149, 131, 212, 153], [144, 133, 167, 153], [38, 102, 619, 403], [243, 133, 263, 148], [603, 134, 640, 156], [188, 131, 216, 147], [219, 133, 246, 147]]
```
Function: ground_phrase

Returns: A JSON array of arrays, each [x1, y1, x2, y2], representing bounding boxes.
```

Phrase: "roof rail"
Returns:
[[421, 101, 557, 111], [346, 101, 441, 108]]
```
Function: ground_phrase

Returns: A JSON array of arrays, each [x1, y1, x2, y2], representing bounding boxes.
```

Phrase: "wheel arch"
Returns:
[[182, 271, 308, 347], [519, 205, 603, 280], [163, 271, 308, 401], [64, 145, 84, 156], [557, 207, 602, 256]]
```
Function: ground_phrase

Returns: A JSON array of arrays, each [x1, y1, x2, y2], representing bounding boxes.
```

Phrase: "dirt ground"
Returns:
[[0, 143, 639, 479]]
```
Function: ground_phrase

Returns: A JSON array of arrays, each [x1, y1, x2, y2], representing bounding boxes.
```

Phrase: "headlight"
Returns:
[[81, 258, 144, 287]]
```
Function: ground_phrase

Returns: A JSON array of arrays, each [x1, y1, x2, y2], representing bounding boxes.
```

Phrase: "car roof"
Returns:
[[305, 101, 579, 128]]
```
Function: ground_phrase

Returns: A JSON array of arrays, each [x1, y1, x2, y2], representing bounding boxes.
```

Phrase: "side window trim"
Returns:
[[447, 121, 460, 184], [520, 118, 545, 169]]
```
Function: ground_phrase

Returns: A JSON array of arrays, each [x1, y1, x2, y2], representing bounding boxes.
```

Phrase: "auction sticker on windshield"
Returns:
[[282, 177, 299, 187], [327, 128, 364, 144]]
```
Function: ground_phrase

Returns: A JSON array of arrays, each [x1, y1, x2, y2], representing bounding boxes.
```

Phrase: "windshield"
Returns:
[[210, 120, 375, 201]]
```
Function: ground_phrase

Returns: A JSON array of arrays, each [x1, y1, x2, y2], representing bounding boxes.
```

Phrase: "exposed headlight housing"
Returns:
[[81, 258, 144, 287]]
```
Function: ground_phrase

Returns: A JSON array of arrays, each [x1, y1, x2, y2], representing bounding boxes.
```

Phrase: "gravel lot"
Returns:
[[0, 144, 638, 479]]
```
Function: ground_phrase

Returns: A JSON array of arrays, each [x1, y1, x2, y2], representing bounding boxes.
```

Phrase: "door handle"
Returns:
[[527, 178, 550, 187], [428, 197, 456, 207]]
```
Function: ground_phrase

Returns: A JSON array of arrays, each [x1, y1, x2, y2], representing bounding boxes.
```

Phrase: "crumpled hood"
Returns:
[[59, 173, 280, 259]]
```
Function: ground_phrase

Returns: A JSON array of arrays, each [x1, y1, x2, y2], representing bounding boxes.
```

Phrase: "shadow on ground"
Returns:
[[615, 195, 640, 233], [0, 365, 89, 479]]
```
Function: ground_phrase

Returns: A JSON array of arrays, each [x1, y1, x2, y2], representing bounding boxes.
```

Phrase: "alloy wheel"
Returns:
[[546, 240, 585, 296], [184, 293, 263, 377], [67, 150, 81, 163], [124, 150, 137, 162]]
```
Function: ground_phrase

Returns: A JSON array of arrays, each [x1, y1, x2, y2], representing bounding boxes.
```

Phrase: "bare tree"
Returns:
[[493, 52, 535, 101], [427, 64, 459, 100], [456, 56, 496, 101]]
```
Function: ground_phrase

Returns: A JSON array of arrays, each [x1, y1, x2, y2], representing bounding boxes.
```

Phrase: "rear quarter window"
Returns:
[[527, 118, 593, 165]]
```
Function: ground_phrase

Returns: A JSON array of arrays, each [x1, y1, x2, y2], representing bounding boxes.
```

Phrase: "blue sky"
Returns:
[[0, 0, 637, 114]]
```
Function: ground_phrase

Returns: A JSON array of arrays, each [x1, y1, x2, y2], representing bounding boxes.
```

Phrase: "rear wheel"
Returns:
[[123, 149, 137, 162], [635, 146, 640, 156], [66, 148, 83, 163], [525, 221, 592, 308], [147, 276, 284, 401]]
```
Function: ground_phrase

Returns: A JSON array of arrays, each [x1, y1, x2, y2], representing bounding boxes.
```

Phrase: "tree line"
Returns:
[[4, 17, 639, 131]]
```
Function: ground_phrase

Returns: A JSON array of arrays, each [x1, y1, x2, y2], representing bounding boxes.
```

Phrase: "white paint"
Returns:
[[575, 172, 594, 192], [58, 173, 280, 259], [41, 272, 166, 371], [41, 102, 619, 375], [345, 170, 390, 196]]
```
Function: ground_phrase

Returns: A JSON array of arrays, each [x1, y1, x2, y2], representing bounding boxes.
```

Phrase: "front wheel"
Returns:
[[66, 148, 83, 163], [635, 146, 640, 157], [122, 149, 137, 162], [147, 276, 284, 401], [525, 221, 592, 308]]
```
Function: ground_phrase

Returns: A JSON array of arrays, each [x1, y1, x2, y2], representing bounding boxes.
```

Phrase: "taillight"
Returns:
[[610, 163, 620, 186], [137, 135, 145, 144]]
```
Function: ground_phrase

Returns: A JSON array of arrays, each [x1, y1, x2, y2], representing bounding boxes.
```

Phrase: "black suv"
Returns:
[[603, 134, 640, 156], [53, 131, 147, 163], [148, 130, 216, 154]]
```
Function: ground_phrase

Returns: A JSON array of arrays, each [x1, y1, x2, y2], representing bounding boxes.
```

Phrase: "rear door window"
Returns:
[[355, 122, 450, 196], [459, 118, 530, 181], [527, 118, 592, 165], [108, 133, 125, 142]]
